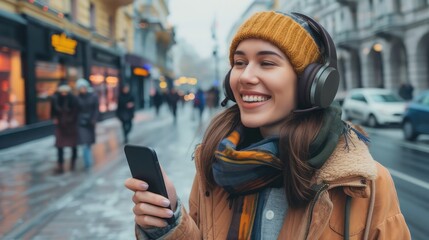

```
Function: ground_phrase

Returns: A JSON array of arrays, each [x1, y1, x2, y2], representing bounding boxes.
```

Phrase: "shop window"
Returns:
[[0, 47, 25, 131], [35, 61, 82, 121], [90, 66, 119, 113]]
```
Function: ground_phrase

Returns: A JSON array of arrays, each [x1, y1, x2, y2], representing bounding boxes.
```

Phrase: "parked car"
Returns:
[[402, 90, 429, 141], [342, 88, 406, 127]]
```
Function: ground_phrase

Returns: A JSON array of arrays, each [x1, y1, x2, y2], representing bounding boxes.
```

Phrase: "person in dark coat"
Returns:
[[193, 88, 205, 122], [153, 90, 163, 116], [51, 83, 79, 173], [167, 88, 180, 123], [76, 78, 99, 169], [116, 84, 135, 143], [398, 82, 414, 101]]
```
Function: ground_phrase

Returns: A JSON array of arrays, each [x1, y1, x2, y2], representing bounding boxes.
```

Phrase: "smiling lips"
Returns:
[[241, 94, 271, 103]]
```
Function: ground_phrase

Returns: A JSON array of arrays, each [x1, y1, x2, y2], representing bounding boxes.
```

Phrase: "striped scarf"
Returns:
[[213, 127, 283, 239]]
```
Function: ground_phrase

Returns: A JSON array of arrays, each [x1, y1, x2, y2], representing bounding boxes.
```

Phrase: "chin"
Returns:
[[240, 113, 266, 129]]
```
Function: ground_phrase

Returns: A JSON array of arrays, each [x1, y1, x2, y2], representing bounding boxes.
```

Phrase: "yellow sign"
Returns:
[[133, 67, 149, 77], [51, 33, 78, 55]]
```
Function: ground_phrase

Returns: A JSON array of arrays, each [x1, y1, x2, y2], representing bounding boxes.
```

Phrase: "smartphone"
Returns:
[[124, 144, 175, 224]]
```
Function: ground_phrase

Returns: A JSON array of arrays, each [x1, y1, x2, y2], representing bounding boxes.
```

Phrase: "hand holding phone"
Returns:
[[124, 144, 176, 225]]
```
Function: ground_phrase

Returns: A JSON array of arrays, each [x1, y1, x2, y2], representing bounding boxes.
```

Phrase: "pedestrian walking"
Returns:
[[398, 81, 414, 101], [125, 11, 410, 239], [167, 88, 180, 123], [51, 82, 79, 173], [76, 78, 99, 169], [116, 84, 135, 144], [193, 88, 205, 122], [205, 86, 220, 116], [152, 90, 163, 116]]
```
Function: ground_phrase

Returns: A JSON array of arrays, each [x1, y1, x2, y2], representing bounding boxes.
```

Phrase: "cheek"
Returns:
[[273, 78, 298, 109], [229, 73, 241, 96]]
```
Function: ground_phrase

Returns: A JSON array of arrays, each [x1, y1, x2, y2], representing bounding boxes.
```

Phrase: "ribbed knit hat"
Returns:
[[229, 11, 321, 74], [57, 84, 71, 92], [76, 78, 90, 90]]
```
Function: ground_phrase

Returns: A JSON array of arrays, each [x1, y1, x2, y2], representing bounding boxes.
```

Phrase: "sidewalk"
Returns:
[[0, 107, 158, 239], [0, 103, 212, 239]]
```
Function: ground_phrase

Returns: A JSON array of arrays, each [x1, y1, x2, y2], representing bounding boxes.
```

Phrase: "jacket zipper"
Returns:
[[304, 183, 329, 239]]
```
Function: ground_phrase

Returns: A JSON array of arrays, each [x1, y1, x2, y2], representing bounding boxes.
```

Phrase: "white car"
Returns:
[[342, 88, 406, 127]]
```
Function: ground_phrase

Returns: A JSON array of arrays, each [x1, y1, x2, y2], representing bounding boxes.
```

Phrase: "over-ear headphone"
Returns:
[[221, 12, 340, 111]]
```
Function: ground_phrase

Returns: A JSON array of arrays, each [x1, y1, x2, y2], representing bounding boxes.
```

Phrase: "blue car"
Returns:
[[402, 90, 429, 141]]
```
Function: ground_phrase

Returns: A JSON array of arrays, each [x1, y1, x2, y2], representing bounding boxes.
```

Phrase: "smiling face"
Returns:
[[230, 39, 298, 137]]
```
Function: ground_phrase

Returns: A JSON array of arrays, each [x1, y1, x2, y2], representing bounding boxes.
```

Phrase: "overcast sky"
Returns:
[[168, 0, 252, 59]]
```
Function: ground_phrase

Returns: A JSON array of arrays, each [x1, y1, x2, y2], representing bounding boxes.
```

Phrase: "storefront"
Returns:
[[125, 53, 151, 109], [0, 15, 89, 148], [0, 10, 26, 134], [89, 45, 121, 118], [29, 23, 87, 122]]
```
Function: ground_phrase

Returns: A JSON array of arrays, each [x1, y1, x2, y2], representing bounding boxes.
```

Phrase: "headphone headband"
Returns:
[[290, 12, 337, 70]]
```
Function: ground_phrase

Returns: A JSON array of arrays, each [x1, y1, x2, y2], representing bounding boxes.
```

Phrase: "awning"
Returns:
[[125, 53, 152, 67], [0, 9, 27, 25]]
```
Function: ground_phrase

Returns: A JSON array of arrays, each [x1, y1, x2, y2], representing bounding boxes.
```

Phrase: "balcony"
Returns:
[[104, 0, 134, 8]]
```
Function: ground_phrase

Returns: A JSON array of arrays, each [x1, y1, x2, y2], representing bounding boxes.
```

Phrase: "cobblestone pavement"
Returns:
[[1, 104, 215, 240]]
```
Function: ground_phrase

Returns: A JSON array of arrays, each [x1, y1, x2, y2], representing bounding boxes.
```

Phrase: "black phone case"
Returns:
[[124, 144, 175, 225]]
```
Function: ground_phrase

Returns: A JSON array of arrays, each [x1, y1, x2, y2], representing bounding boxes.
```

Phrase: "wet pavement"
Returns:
[[0, 104, 214, 240]]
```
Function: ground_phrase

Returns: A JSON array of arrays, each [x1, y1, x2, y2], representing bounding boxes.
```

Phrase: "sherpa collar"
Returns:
[[315, 124, 377, 183]]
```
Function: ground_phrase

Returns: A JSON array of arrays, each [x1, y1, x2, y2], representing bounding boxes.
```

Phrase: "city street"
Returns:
[[0, 104, 207, 240], [365, 127, 429, 240], [1, 105, 429, 240]]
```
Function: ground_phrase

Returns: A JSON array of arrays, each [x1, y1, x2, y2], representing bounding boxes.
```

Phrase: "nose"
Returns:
[[239, 63, 259, 85]]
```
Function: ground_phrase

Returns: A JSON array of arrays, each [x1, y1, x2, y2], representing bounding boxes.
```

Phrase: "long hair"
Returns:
[[199, 104, 324, 208], [199, 105, 241, 189], [279, 109, 324, 208]]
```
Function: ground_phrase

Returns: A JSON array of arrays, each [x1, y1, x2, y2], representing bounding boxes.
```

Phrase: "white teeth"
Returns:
[[242, 95, 269, 102]]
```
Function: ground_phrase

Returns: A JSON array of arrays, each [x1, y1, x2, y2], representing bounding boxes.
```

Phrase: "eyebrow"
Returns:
[[234, 50, 285, 59]]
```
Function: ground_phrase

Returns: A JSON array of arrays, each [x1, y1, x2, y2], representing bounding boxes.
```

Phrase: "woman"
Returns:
[[51, 83, 79, 173], [76, 78, 99, 169], [116, 84, 135, 143], [125, 11, 410, 239]]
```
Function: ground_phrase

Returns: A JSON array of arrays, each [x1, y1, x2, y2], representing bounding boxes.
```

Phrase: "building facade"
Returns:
[[280, 0, 429, 96], [0, 0, 135, 148], [229, 0, 429, 99], [131, 0, 175, 108]]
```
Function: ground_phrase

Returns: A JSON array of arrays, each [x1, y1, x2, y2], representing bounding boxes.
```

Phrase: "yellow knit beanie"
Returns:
[[229, 11, 321, 75]]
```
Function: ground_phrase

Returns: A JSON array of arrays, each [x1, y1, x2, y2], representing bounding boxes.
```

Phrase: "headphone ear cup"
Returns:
[[311, 66, 340, 108], [298, 63, 322, 109], [298, 63, 340, 110], [223, 70, 236, 102]]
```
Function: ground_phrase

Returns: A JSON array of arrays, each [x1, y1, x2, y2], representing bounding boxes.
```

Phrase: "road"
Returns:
[[365, 127, 429, 240]]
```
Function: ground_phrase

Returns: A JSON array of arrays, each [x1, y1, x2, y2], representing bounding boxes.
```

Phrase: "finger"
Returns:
[[135, 215, 168, 229], [133, 202, 174, 219], [134, 190, 171, 208], [124, 178, 148, 191]]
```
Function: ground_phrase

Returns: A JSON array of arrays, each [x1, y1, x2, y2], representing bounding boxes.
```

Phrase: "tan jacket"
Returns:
[[140, 127, 411, 240]]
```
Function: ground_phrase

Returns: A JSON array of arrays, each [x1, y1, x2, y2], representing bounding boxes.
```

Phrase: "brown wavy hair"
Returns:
[[198, 104, 324, 208]]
